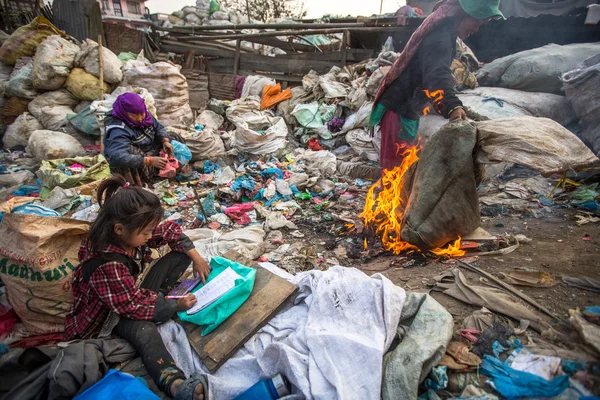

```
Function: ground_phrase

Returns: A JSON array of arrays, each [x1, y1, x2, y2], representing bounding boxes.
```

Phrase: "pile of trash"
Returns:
[[163, 0, 252, 28]]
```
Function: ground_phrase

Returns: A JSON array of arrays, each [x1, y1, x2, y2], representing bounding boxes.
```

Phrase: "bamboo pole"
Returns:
[[98, 35, 105, 153], [233, 39, 241, 75], [174, 26, 401, 42], [153, 22, 367, 32]]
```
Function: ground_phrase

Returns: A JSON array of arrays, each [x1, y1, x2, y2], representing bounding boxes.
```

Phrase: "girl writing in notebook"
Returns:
[[64, 175, 210, 400]]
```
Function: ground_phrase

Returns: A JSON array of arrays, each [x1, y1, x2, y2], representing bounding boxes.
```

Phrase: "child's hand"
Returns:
[[176, 293, 197, 311], [193, 259, 211, 284]]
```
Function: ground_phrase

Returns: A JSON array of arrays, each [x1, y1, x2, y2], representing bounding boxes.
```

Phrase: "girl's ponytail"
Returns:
[[97, 174, 130, 207]]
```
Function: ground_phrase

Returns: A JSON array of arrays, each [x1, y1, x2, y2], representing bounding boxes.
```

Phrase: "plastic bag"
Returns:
[[74, 369, 159, 400], [36, 155, 111, 193], [172, 140, 192, 166], [177, 256, 256, 335], [158, 153, 179, 179]]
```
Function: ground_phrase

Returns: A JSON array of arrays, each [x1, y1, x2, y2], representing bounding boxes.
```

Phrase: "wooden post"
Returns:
[[233, 39, 241, 75], [379, 0, 383, 14], [98, 35, 105, 153], [341, 30, 349, 66]]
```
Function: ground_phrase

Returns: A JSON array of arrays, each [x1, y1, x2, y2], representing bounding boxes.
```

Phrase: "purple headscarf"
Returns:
[[112, 92, 154, 128]]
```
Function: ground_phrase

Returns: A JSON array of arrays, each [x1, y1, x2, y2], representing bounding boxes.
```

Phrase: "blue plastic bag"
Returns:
[[172, 140, 192, 166], [178, 256, 256, 335], [74, 370, 159, 400]]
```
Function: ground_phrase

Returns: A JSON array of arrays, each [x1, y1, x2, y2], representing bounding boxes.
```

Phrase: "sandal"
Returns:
[[174, 373, 208, 400]]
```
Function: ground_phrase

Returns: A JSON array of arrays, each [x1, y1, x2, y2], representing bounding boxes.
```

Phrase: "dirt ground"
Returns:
[[278, 167, 600, 354]]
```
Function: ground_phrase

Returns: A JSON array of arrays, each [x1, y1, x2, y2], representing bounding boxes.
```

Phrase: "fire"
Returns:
[[422, 89, 445, 116], [363, 237, 368, 251], [360, 144, 421, 254], [430, 237, 466, 257], [361, 142, 465, 257]]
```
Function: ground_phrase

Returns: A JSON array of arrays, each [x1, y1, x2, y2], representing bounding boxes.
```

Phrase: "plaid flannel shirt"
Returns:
[[64, 221, 193, 341]]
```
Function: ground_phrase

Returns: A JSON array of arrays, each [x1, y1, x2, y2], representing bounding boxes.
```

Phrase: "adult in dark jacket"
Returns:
[[372, 0, 505, 172], [104, 92, 174, 185]]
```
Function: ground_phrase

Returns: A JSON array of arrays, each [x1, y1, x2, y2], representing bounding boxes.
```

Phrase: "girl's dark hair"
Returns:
[[88, 175, 164, 257]]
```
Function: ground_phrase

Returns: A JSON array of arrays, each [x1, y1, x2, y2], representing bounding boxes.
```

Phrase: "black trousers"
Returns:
[[114, 251, 191, 395]]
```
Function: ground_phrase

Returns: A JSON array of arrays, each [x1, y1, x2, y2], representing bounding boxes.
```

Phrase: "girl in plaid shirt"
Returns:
[[64, 175, 209, 400]]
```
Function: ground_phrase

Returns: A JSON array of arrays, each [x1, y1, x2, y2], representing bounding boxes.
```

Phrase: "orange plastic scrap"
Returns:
[[260, 84, 293, 110]]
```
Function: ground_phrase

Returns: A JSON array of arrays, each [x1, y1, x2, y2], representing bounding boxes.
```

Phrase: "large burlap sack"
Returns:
[[195, 110, 224, 131], [401, 120, 481, 249], [475, 116, 599, 176], [64, 68, 110, 101], [417, 87, 576, 140], [276, 86, 315, 125], [346, 128, 379, 162], [0, 198, 89, 334], [90, 86, 157, 118], [476, 43, 600, 94], [3, 112, 43, 148], [121, 60, 192, 126], [0, 16, 65, 65], [226, 97, 288, 155], [241, 75, 276, 98], [562, 54, 600, 156], [6, 58, 40, 99], [32, 35, 80, 90], [28, 89, 79, 130], [168, 126, 226, 161], [27, 130, 86, 161], [75, 39, 123, 84]]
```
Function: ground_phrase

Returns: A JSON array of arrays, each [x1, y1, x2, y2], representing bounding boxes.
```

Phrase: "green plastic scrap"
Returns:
[[571, 183, 598, 203]]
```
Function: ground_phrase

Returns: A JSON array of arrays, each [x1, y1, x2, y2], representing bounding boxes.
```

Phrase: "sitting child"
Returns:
[[64, 175, 210, 400]]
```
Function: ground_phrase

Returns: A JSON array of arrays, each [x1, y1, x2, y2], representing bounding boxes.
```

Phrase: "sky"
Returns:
[[145, 0, 406, 18]]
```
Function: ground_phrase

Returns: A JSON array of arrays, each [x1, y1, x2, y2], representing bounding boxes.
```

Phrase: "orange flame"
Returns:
[[430, 237, 466, 257], [360, 144, 421, 254], [361, 142, 465, 257], [422, 89, 445, 116], [363, 237, 368, 251]]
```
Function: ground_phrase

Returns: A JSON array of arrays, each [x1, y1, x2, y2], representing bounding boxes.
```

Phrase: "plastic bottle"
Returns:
[[232, 374, 290, 400]]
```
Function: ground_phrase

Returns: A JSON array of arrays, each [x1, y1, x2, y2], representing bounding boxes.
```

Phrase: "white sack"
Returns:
[[6, 58, 39, 99], [476, 116, 599, 176], [195, 110, 224, 131], [32, 35, 80, 90], [74, 39, 123, 84], [292, 148, 337, 177], [476, 42, 600, 94], [241, 75, 276, 98], [346, 128, 379, 162], [121, 60, 192, 125], [2, 112, 42, 148], [27, 130, 85, 161], [28, 89, 78, 119], [185, 226, 265, 261]]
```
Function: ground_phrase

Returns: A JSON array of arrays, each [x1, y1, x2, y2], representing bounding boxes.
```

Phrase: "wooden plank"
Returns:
[[341, 30, 349, 66], [233, 39, 241, 75], [180, 250, 297, 372], [208, 53, 335, 75]]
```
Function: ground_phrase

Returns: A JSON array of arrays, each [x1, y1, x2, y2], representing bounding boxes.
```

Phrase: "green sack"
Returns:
[[118, 52, 137, 63], [178, 256, 256, 335], [209, 0, 220, 14], [36, 155, 111, 196], [67, 105, 100, 137]]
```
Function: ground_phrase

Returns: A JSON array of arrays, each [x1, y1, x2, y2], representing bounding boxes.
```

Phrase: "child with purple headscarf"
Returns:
[[104, 93, 177, 185]]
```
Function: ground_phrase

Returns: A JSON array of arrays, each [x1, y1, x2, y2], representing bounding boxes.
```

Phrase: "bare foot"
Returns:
[[171, 378, 204, 400]]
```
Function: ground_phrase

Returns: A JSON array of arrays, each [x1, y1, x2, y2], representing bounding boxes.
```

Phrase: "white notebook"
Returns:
[[186, 267, 242, 315]]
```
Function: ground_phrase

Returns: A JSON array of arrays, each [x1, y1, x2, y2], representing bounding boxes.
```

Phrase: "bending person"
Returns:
[[372, 0, 504, 172], [104, 92, 176, 186]]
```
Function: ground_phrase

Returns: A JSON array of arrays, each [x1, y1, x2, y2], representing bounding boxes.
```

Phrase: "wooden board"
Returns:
[[179, 251, 297, 372]]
